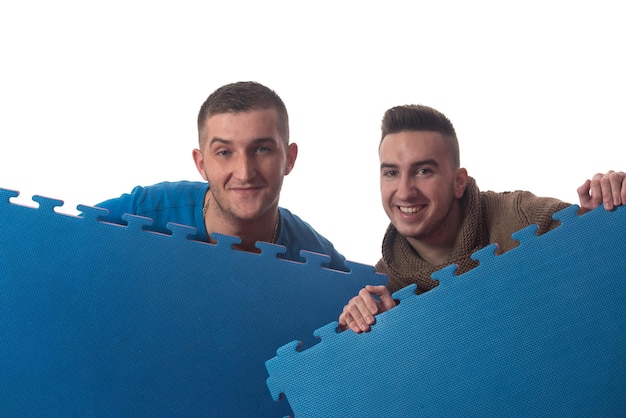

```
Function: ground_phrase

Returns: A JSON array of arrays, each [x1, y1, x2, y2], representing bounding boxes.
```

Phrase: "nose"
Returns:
[[233, 153, 256, 181], [396, 174, 418, 201]]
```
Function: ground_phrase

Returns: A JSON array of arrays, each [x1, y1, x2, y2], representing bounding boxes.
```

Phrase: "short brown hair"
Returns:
[[381, 105, 460, 168], [197, 81, 289, 146]]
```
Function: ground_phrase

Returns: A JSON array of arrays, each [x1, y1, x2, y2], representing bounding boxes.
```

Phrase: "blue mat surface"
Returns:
[[266, 205, 626, 417], [0, 187, 386, 417]]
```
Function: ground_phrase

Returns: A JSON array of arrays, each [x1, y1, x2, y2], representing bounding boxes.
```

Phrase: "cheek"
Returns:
[[380, 183, 392, 202], [198, 165, 209, 181], [260, 163, 285, 184], [202, 166, 222, 184]]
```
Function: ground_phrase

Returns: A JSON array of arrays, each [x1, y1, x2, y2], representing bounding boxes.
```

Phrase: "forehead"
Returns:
[[379, 131, 450, 164], [202, 108, 283, 147]]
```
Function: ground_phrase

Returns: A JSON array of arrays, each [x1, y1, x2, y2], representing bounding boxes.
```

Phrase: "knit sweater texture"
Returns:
[[376, 177, 571, 294]]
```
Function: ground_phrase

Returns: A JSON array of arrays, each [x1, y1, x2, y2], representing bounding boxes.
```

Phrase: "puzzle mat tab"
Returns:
[[266, 205, 626, 417], [0, 187, 386, 417]]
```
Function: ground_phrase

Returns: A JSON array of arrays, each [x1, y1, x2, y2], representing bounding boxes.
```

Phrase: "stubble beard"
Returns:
[[396, 188, 458, 244], [208, 183, 282, 227]]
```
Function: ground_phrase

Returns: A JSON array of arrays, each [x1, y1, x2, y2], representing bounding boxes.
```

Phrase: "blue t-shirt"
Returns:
[[95, 181, 347, 271]]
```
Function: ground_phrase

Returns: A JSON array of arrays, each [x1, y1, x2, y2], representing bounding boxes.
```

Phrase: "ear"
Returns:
[[454, 167, 468, 199], [192, 148, 208, 181], [284, 143, 298, 175]]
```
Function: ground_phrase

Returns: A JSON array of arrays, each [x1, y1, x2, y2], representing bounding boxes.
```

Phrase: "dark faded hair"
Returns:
[[381, 104, 460, 168], [197, 81, 289, 146]]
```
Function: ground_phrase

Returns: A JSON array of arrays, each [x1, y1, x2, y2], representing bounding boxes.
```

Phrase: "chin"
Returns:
[[234, 207, 267, 220], [232, 212, 262, 221], [394, 222, 425, 239]]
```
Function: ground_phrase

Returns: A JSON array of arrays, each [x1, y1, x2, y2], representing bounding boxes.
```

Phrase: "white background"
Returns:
[[1, 1, 624, 266]]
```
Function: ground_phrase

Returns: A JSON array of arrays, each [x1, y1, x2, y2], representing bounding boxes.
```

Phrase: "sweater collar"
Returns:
[[380, 176, 484, 284]]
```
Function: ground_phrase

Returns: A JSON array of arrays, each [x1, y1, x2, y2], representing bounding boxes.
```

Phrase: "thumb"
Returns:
[[577, 179, 592, 213], [365, 285, 396, 312]]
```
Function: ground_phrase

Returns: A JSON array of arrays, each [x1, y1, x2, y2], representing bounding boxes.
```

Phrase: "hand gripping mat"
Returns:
[[0, 187, 386, 417], [266, 205, 626, 417]]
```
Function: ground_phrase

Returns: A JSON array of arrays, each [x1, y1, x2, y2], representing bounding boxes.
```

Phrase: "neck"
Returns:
[[203, 195, 280, 253], [408, 241, 454, 266]]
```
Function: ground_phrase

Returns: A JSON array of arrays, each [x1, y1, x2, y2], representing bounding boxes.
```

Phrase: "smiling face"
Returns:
[[193, 108, 297, 226], [379, 130, 467, 249]]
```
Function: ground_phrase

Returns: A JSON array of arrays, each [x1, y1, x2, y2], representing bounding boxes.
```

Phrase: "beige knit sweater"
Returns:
[[376, 177, 571, 294]]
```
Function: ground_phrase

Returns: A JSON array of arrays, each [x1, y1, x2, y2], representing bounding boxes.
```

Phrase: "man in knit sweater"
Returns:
[[339, 104, 626, 333]]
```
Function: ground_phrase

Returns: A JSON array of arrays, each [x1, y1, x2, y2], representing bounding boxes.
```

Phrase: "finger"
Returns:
[[576, 179, 593, 214], [358, 287, 381, 316], [621, 173, 626, 205], [338, 311, 350, 331], [599, 171, 616, 210], [576, 179, 591, 203], [348, 315, 362, 333], [339, 305, 361, 333], [345, 295, 376, 332], [341, 313, 361, 333], [365, 284, 396, 312], [590, 173, 606, 210], [610, 171, 626, 206]]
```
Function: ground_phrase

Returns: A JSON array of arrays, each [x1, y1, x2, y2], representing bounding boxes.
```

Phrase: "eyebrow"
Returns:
[[380, 158, 439, 170], [209, 136, 279, 147]]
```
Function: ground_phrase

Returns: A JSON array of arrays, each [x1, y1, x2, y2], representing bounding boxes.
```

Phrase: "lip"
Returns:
[[228, 182, 263, 190], [395, 204, 426, 217], [229, 186, 263, 195]]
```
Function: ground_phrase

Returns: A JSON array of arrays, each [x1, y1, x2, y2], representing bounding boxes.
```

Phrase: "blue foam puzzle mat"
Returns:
[[266, 204, 626, 417], [0, 187, 387, 417]]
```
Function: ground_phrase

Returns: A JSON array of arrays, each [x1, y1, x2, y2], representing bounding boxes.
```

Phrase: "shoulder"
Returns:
[[136, 181, 208, 198], [277, 207, 310, 228], [276, 207, 346, 270], [277, 207, 330, 239], [277, 207, 323, 241], [107, 181, 207, 204], [96, 181, 207, 220], [479, 189, 571, 233], [480, 189, 570, 212]]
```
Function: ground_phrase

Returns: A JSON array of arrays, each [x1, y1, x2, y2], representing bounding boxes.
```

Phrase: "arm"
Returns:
[[577, 171, 626, 213], [338, 285, 398, 333], [94, 185, 145, 223]]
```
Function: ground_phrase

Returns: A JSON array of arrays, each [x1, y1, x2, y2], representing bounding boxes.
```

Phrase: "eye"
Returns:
[[416, 168, 433, 176], [216, 150, 231, 157], [256, 145, 272, 154], [383, 169, 398, 177]]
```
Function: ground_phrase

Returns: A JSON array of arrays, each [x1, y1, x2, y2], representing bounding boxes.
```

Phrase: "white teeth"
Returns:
[[399, 206, 420, 213]]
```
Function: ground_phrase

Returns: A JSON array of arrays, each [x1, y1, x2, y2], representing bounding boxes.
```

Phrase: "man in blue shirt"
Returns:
[[96, 81, 346, 271]]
